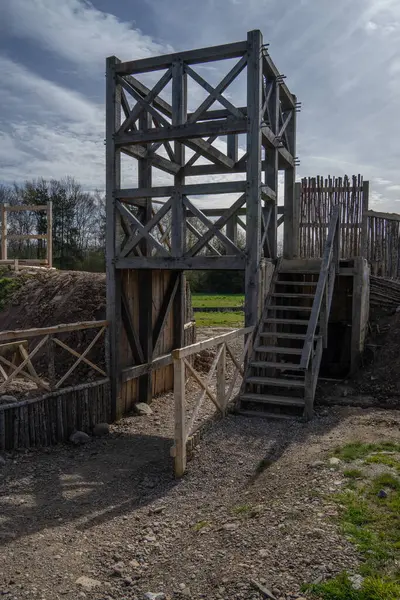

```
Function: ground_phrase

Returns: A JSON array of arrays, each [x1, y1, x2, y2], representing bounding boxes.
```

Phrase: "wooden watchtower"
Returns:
[[106, 30, 298, 413]]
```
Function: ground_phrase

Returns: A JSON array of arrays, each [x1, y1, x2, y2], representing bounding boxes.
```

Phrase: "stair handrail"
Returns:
[[300, 205, 341, 370]]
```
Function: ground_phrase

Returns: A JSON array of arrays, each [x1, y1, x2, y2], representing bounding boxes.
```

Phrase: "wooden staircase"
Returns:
[[239, 206, 341, 420]]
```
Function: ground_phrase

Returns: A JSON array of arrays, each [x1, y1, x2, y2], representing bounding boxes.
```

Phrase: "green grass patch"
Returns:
[[192, 294, 244, 308], [305, 443, 400, 598], [193, 520, 210, 532], [0, 276, 21, 311], [306, 572, 400, 600], [365, 454, 400, 471], [333, 442, 400, 463], [232, 504, 252, 515], [194, 311, 244, 327], [344, 469, 364, 479]]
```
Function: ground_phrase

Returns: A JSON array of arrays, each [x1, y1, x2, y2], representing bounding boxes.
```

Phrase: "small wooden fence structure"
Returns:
[[0, 320, 109, 450], [366, 210, 400, 278], [0, 320, 107, 393], [172, 326, 254, 476], [1, 202, 53, 268]]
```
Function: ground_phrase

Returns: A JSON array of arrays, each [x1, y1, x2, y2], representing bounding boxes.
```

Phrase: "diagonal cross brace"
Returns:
[[186, 54, 247, 123], [119, 198, 172, 258], [116, 201, 171, 257], [183, 195, 246, 257], [118, 76, 171, 130], [120, 74, 235, 169]]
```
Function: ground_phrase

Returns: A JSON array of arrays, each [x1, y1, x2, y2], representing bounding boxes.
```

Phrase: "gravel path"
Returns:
[[2, 403, 400, 600]]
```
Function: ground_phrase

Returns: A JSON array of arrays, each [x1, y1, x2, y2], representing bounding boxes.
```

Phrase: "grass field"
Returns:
[[192, 294, 244, 308], [192, 294, 245, 327]]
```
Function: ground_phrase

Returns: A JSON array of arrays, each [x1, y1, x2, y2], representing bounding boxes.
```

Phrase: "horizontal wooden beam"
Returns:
[[0, 320, 108, 342], [4, 205, 48, 212], [114, 41, 247, 75], [116, 255, 246, 270], [116, 181, 246, 199], [121, 353, 173, 382], [172, 326, 254, 359], [187, 107, 247, 121], [115, 119, 247, 146], [7, 234, 47, 241], [367, 210, 400, 222]]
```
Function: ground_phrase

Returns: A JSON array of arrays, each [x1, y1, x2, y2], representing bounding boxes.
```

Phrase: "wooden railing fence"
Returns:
[[300, 205, 340, 417], [172, 326, 254, 476], [0, 320, 107, 393]]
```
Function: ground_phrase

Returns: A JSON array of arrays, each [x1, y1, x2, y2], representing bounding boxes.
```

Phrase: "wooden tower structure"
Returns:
[[106, 30, 298, 411]]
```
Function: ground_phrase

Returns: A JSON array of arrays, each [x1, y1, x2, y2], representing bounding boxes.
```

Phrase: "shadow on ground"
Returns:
[[0, 431, 177, 543]]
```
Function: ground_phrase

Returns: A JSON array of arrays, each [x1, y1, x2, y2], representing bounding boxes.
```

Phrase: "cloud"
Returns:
[[1, 0, 173, 72], [0, 56, 104, 188]]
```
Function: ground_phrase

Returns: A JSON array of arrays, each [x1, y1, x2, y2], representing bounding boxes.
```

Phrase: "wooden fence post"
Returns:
[[1, 204, 7, 260], [47, 335, 56, 389], [361, 181, 369, 259], [173, 353, 186, 477], [216, 342, 226, 412], [47, 201, 53, 268]]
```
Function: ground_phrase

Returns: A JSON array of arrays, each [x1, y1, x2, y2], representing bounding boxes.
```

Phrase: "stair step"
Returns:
[[246, 376, 305, 388], [250, 361, 303, 370], [260, 332, 308, 340], [267, 305, 312, 312], [264, 318, 309, 325], [237, 410, 299, 420], [254, 346, 303, 355], [272, 293, 315, 298], [241, 393, 305, 406], [276, 280, 318, 286]]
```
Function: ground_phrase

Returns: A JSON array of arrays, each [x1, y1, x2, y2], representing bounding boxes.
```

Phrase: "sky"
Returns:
[[0, 0, 400, 211]]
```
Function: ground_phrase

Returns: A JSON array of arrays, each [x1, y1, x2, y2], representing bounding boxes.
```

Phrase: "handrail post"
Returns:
[[216, 342, 226, 413], [173, 351, 186, 477]]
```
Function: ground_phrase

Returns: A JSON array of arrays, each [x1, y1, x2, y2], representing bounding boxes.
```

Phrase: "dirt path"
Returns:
[[2, 403, 400, 600]]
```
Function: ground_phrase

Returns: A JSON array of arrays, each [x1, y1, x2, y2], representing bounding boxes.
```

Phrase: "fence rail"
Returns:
[[172, 326, 254, 476], [0, 320, 108, 394]]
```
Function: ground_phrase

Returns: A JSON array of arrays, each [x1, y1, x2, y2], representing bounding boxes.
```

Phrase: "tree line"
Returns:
[[0, 176, 248, 292], [0, 178, 105, 271]]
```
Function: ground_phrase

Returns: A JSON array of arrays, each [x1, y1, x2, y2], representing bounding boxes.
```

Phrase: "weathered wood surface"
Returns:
[[172, 326, 254, 476], [0, 380, 110, 451], [299, 175, 365, 259]]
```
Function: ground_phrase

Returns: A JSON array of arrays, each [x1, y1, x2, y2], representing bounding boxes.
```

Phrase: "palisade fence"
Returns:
[[299, 175, 400, 279], [299, 175, 366, 259]]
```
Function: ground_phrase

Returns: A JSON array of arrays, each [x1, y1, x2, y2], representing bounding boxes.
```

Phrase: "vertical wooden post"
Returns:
[[216, 342, 226, 412], [226, 217, 238, 245], [227, 133, 238, 247], [264, 79, 279, 259], [304, 359, 313, 420], [138, 112, 153, 404], [1, 204, 7, 261], [245, 29, 263, 328], [173, 354, 186, 477], [283, 95, 298, 259], [47, 335, 56, 389], [47, 201, 53, 268], [172, 59, 186, 351], [361, 180, 369, 259], [105, 56, 122, 421]]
